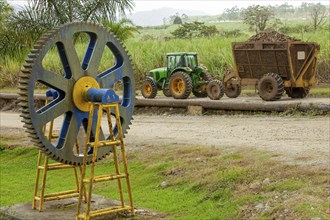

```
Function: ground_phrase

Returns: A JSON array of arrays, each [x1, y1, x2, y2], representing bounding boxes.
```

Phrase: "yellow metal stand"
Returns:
[[76, 103, 134, 220], [33, 99, 86, 211]]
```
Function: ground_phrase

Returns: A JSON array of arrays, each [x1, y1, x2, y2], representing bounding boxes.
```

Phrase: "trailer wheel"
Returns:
[[169, 71, 192, 99], [207, 80, 224, 100], [163, 88, 171, 97], [286, 87, 310, 99], [224, 79, 241, 98], [258, 73, 284, 101], [192, 71, 213, 98], [141, 78, 158, 99]]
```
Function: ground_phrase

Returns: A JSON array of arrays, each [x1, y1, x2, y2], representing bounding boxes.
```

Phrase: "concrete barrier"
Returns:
[[1, 93, 329, 112]]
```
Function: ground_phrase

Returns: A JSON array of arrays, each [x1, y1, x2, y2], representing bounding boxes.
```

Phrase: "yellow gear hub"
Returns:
[[73, 76, 100, 112]]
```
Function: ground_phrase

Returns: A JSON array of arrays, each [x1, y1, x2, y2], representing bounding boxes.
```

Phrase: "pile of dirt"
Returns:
[[248, 31, 300, 42]]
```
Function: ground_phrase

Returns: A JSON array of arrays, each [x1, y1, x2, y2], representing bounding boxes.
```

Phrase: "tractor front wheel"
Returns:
[[207, 80, 224, 100], [141, 78, 158, 98], [258, 73, 284, 101], [192, 71, 213, 98], [163, 88, 171, 97], [169, 71, 192, 99]]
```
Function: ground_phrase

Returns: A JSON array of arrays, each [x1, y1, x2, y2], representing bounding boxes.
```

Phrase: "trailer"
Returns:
[[224, 39, 320, 101]]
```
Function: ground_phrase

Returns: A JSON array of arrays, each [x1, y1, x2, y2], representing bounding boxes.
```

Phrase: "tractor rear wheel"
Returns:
[[169, 71, 192, 99], [258, 73, 284, 101], [141, 78, 158, 98], [286, 87, 310, 99], [224, 78, 241, 98], [163, 88, 171, 97], [192, 71, 213, 98], [207, 80, 224, 100]]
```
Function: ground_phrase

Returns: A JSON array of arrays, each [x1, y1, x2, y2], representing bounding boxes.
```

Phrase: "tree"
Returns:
[[1, 0, 135, 57], [0, 0, 13, 26], [171, 22, 219, 39], [181, 14, 189, 22], [243, 5, 274, 33], [309, 3, 327, 31], [220, 6, 243, 21], [1, 3, 58, 57], [0, 0, 14, 56], [102, 18, 139, 41], [173, 16, 182, 25], [31, 0, 134, 23], [274, 2, 295, 18]]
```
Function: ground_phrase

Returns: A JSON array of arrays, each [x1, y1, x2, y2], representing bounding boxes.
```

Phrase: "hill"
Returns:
[[127, 7, 208, 26]]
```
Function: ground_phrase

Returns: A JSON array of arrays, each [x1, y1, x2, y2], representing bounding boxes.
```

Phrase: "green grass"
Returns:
[[0, 141, 329, 219], [264, 178, 304, 191], [309, 86, 330, 97], [1, 20, 329, 87]]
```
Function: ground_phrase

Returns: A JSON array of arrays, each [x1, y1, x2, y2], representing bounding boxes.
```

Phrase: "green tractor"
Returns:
[[141, 52, 224, 99]]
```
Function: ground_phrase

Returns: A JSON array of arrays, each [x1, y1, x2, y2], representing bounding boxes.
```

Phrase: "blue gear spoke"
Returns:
[[98, 65, 123, 88], [83, 32, 108, 76], [58, 113, 80, 156], [37, 70, 74, 92], [61, 38, 83, 79], [33, 99, 70, 128]]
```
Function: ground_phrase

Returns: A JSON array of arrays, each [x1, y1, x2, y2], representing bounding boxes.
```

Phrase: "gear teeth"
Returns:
[[36, 40, 46, 46], [25, 129, 37, 135], [25, 58, 34, 63], [33, 143, 44, 148], [20, 113, 30, 119], [30, 139, 42, 144], [19, 78, 29, 84], [19, 102, 29, 108], [18, 91, 28, 96], [23, 63, 33, 69], [19, 107, 29, 112], [23, 124, 34, 129], [21, 69, 31, 74], [30, 49, 40, 53], [27, 134, 39, 139], [39, 36, 50, 40], [18, 85, 28, 90], [19, 74, 30, 79], [34, 44, 43, 49], [27, 54, 37, 59], [17, 96, 28, 102], [21, 118, 32, 124]]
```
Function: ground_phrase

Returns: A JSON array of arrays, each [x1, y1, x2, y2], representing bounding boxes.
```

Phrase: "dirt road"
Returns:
[[1, 112, 329, 167]]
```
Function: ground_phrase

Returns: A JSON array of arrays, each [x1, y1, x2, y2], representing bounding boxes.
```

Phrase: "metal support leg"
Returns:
[[76, 103, 134, 220], [33, 99, 85, 212]]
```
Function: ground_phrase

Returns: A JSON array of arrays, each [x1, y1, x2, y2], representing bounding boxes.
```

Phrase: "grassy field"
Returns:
[[0, 20, 329, 87], [0, 133, 329, 219]]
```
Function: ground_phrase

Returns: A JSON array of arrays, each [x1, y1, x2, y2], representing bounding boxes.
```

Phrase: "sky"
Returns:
[[7, 0, 329, 15], [132, 0, 323, 15]]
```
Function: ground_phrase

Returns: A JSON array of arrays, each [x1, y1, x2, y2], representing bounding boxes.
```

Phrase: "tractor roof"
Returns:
[[166, 52, 197, 56]]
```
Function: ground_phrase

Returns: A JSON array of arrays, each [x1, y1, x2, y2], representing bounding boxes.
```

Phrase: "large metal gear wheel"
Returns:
[[18, 22, 135, 165]]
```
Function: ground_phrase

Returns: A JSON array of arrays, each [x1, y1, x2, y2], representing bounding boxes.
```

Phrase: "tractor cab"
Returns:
[[166, 52, 198, 73]]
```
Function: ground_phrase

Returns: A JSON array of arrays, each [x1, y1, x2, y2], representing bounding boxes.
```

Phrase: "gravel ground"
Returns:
[[1, 112, 329, 168], [125, 114, 330, 168]]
